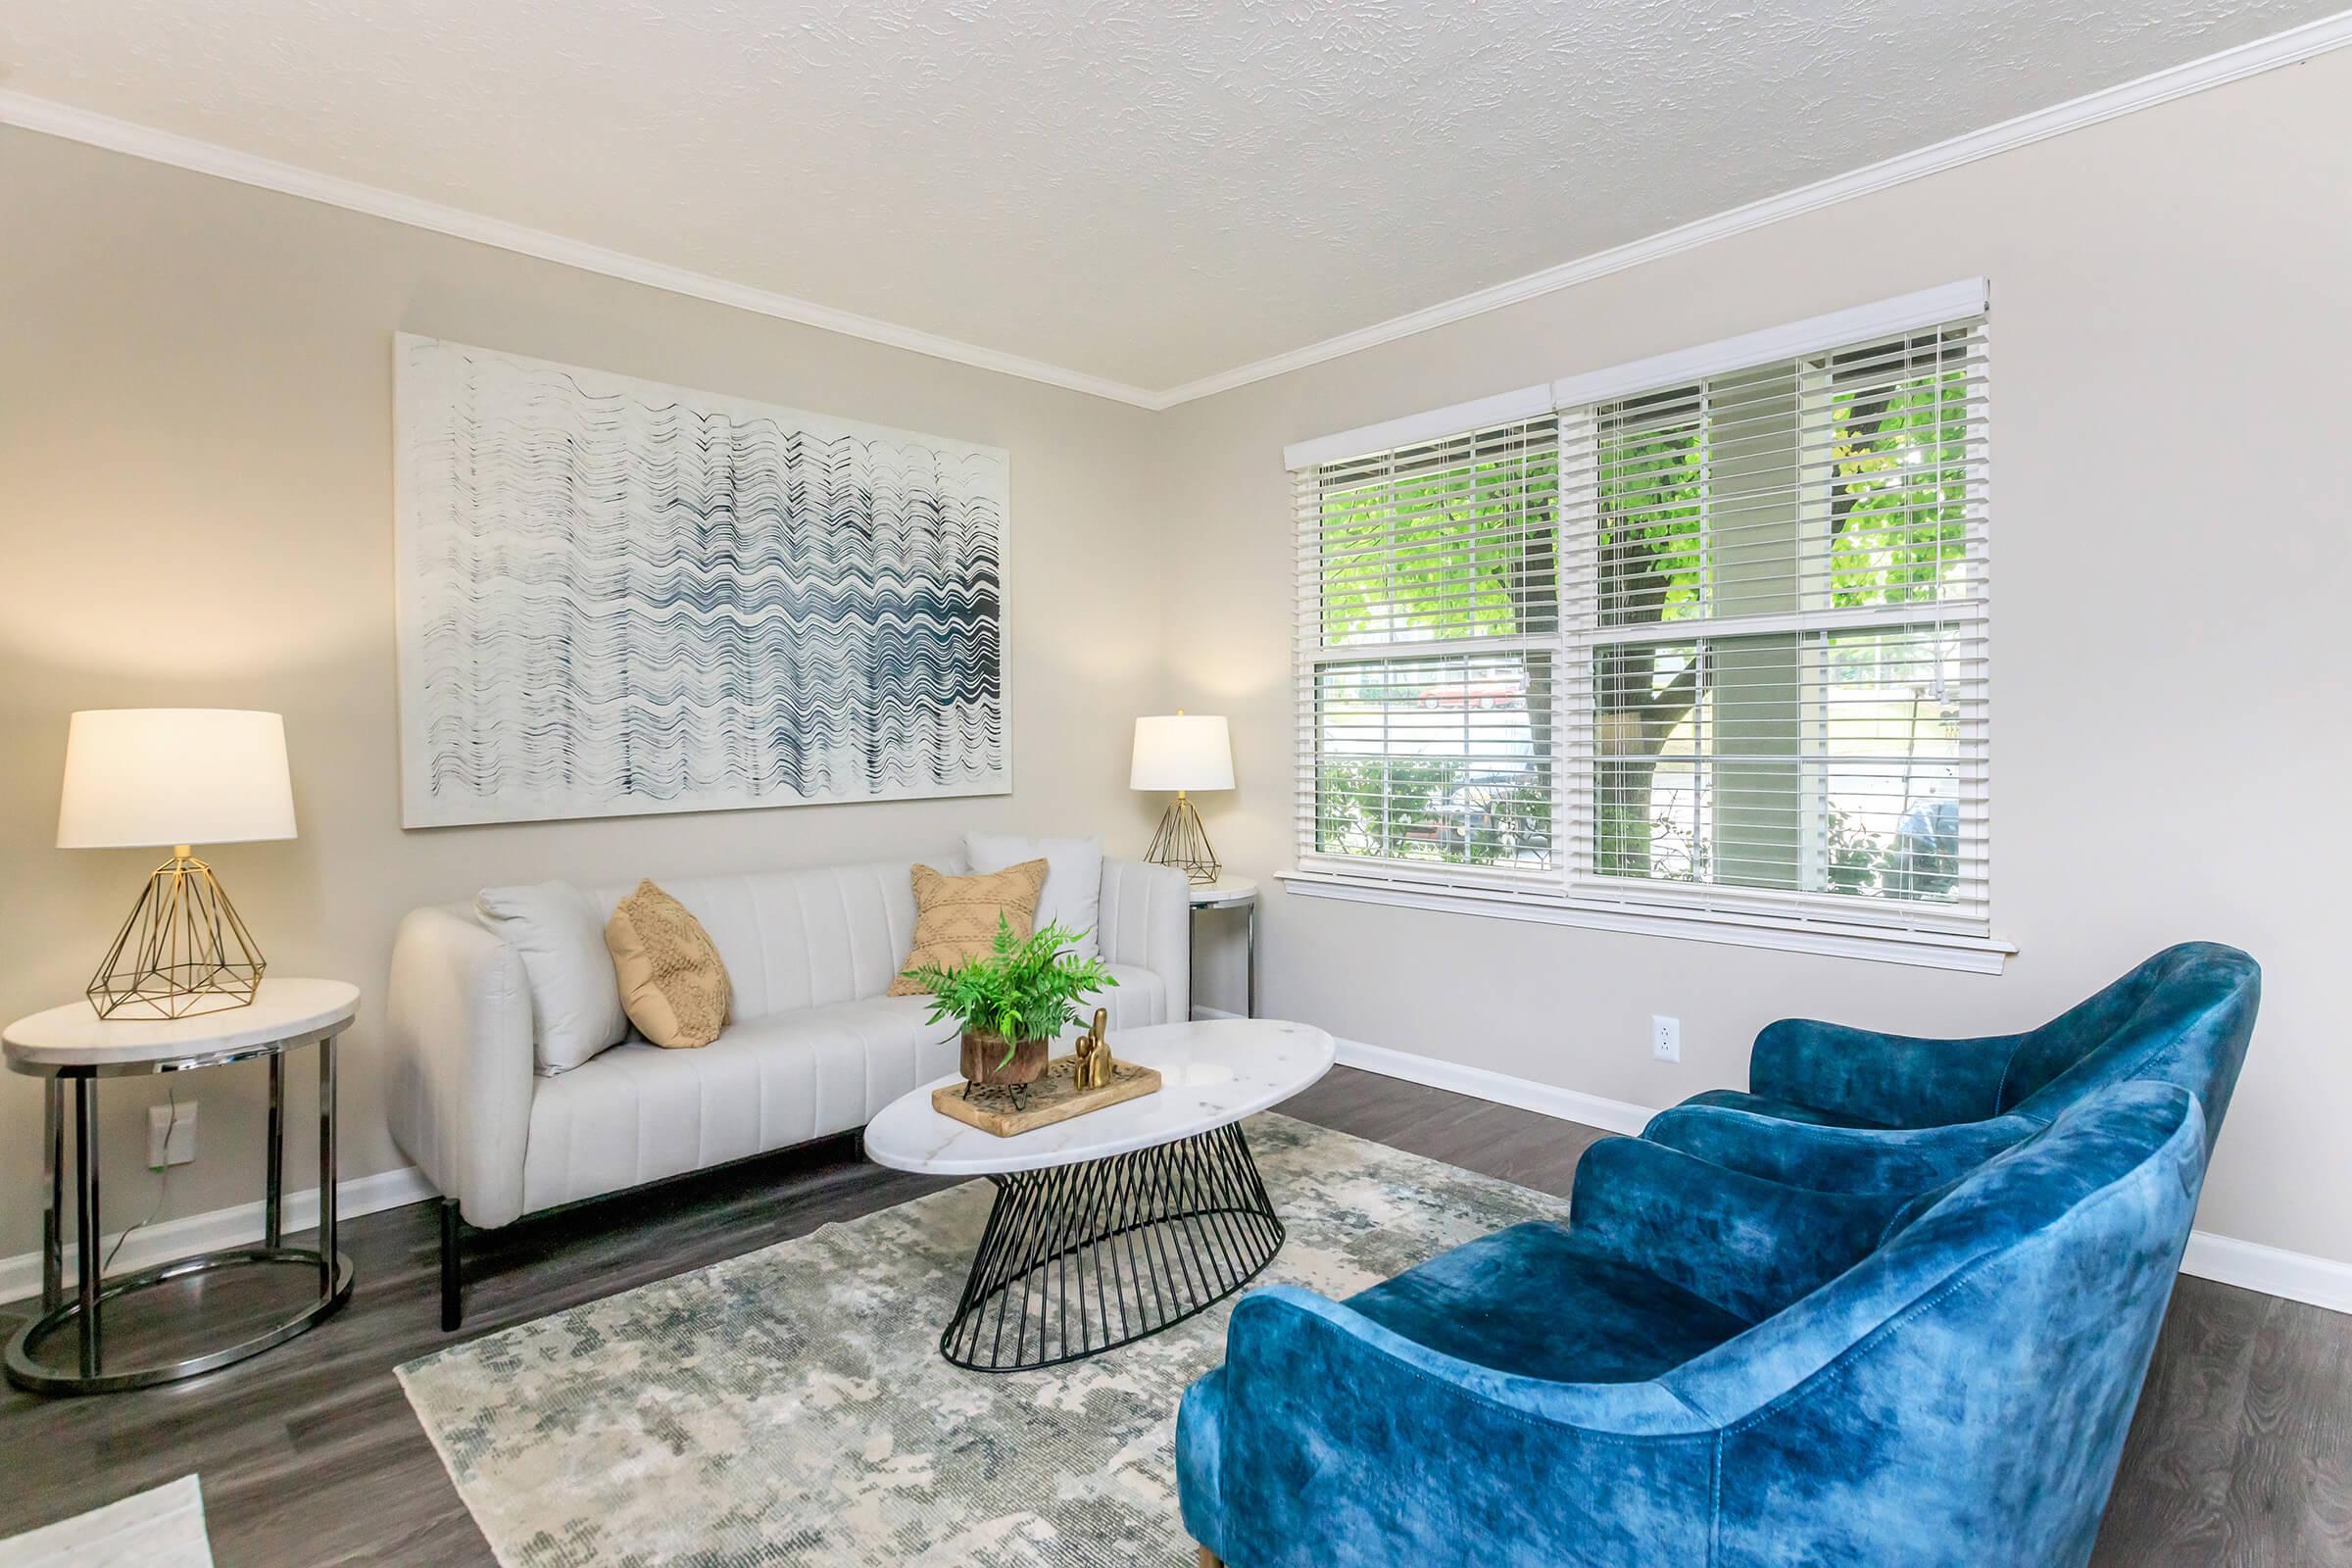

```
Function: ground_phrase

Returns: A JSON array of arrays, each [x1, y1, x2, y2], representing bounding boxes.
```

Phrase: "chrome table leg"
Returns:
[[265, 1052, 284, 1249], [1245, 903, 1258, 1019], [318, 1036, 337, 1295], [74, 1076, 100, 1380], [41, 1079, 62, 1315]]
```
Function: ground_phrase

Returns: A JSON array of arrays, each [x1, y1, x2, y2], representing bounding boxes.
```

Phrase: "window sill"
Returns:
[[1276, 869, 2014, 974]]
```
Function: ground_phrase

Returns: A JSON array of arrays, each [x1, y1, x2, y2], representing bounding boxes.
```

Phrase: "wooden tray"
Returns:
[[931, 1055, 1162, 1137]]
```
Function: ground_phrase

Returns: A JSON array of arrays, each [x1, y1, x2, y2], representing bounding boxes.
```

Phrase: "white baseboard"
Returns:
[[1209, 1009, 2352, 1317], [2179, 1231, 2352, 1316], [1330, 1037, 1656, 1138], [0, 1164, 438, 1308], [1196, 1003, 1653, 1135]]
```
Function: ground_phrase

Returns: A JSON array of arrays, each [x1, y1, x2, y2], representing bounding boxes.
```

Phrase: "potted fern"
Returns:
[[901, 918, 1118, 1088]]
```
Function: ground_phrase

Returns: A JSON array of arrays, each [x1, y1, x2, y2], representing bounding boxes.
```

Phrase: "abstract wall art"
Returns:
[[393, 335, 1009, 827]]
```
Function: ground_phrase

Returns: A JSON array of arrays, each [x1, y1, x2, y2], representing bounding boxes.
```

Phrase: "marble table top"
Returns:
[[862, 1016, 1335, 1176], [3, 978, 361, 1073], [1186, 875, 1259, 907]]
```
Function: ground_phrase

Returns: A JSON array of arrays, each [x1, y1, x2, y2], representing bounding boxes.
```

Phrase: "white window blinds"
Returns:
[[1292, 286, 1994, 948], [1294, 417, 1562, 888]]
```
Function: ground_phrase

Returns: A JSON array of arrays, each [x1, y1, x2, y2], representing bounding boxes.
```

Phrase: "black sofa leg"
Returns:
[[440, 1198, 464, 1331]]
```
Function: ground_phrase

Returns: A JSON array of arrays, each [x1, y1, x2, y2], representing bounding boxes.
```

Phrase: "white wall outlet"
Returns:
[[1650, 1015, 1682, 1063], [148, 1102, 197, 1169]]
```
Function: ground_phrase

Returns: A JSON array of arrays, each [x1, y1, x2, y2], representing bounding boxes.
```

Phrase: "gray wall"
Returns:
[[1159, 50, 2352, 1265], [0, 126, 1166, 1255]]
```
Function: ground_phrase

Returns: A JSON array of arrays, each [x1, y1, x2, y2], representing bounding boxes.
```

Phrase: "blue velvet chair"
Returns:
[[1642, 942, 2258, 1194], [1177, 1081, 2206, 1568]]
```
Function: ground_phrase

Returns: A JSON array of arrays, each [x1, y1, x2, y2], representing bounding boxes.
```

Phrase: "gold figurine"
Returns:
[[1073, 1007, 1114, 1092]]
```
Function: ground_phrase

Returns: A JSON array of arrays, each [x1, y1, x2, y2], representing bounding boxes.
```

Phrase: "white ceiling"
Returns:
[[0, 1, 2340, 396]]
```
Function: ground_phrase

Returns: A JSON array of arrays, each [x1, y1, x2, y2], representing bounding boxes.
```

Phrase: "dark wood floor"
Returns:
[[1, 1065, 2344, 1565]]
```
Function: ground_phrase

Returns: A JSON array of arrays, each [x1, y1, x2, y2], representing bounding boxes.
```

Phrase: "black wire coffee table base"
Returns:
[[941, 1120, 1284, 1372]]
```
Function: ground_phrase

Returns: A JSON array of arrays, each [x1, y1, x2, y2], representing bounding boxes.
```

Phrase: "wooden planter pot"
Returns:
[[961, 1030, 1049, 1088]]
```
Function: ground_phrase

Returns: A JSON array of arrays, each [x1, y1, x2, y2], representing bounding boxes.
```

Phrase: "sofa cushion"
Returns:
[[519, 996, 962, 1213], [888, 860, 1049, 996], [1673, 1086, 1895, 1129], [1347, 1219, 1754, 1385], [474, 879, 627, 1075], [605, 880, 732, 1048], [965, 832, 1103, 958], [1090, 963, 1165, 1035]]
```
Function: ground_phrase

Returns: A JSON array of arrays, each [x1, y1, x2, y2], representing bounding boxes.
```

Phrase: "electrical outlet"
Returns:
[[148, 1102, 197, 1169], [1650, 1015, 1681, 1063]]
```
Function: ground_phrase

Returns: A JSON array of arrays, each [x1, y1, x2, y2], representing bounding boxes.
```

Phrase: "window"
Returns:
[[1296, 416, 1559, 874], [1288, 284, 1997, 967]]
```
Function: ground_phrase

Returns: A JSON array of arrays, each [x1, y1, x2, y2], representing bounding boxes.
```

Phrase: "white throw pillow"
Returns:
[[476, 880, 630, 1075], [963, 833, 1103, 959]]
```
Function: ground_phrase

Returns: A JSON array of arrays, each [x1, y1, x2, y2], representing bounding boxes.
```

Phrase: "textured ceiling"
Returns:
[[0, 0, 2337, 391]]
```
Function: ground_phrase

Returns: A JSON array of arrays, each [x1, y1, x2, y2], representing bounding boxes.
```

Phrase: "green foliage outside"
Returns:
[[900, 918, 1117, 1066], [1316, 756, 1550, 865], [1315, 434, 1556, 648]]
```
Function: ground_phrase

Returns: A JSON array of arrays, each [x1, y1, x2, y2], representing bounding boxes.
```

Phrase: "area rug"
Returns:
[[0, 1475, 212, 1568], [398, 1113, 1572, 1566]]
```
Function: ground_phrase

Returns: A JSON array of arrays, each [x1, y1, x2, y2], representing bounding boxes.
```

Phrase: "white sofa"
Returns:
[[385, 855, 1191, 1327]]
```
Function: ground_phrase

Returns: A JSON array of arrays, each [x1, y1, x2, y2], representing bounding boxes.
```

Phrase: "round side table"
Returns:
[[1187, 876, 1259, 1018], [2, 978, 360, 1396]]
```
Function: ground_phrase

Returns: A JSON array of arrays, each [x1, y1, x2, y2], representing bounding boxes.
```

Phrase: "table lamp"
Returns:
[[1132, 711, 1232, 885], [57, 709, 297, 1019]]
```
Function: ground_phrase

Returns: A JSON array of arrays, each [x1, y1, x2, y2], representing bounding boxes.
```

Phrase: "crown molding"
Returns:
[[5, 8, 2350, 413], [0, 89, 1166, 411], [1151, 9, 2352, 408]]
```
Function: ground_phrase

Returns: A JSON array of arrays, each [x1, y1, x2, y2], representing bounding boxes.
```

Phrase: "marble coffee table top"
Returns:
[[862, 1017, 1335, 1176]]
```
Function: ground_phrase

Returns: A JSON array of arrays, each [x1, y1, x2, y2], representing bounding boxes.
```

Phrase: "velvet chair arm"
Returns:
[[1747, 1016, 2030, 1127], [1642, 1102, 2037, 1196], [1568, 1137, 1903, 1320], [1200, 1286, 1719, 1567]]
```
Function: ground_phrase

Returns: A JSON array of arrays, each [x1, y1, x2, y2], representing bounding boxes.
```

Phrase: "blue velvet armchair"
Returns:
[[1177, 1082, 2206, 1568], [1641, 942, 2259, 1194]]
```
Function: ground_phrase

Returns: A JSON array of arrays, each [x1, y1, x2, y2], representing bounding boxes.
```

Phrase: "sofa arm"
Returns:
[[1748, 1016, 2027, 1128], [1570, 1137, 1903, 1321], [1190, 1286, 1718, 1568], [1643, 1100, 2033, 1196], [384, 906, 536, 1229], [1096, 858, 1189, 1024]]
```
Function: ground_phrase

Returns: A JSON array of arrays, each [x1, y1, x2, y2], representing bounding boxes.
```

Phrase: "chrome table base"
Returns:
[[5, 1038, 352, 1396], [4, 1249, 354, 1396], [940, 1121, 1285, 1373]]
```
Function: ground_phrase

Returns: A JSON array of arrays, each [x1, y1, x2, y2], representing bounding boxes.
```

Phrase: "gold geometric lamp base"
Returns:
[[88, 846, 267, 1020], [1145, 794, 1222, 886]]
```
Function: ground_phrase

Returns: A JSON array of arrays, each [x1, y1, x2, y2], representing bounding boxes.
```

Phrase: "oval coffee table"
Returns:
[[864, 1017, 1335, 1373]]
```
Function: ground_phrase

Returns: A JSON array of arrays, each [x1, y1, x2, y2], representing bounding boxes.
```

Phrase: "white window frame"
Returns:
[[1282, 281, 2010, 973]]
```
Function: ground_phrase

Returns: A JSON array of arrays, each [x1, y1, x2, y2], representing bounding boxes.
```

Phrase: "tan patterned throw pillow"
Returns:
[[605, 880, 731, 1048], [888, 859, 1050, 997]]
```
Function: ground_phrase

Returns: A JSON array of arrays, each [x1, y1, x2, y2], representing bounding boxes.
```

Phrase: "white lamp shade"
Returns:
[[1130, 714, 1234, 792], [57, 709, 297, 849]]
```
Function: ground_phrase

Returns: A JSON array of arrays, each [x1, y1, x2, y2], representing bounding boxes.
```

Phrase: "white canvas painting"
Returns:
[[393, 334, 1010, 827]]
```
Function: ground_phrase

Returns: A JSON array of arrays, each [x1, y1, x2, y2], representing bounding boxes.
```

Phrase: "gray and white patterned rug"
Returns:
[[398, 1114, 1572, 1567]]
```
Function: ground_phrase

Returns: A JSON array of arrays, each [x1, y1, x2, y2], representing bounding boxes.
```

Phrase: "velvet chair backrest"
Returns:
[[1666, 1081, 2206, 1568], [1998, 941, 2260, 1152]]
